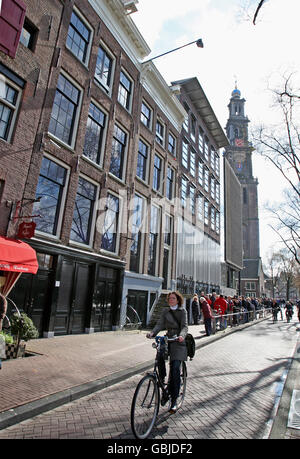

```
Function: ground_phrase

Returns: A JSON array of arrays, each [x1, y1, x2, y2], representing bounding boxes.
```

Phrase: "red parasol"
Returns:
[[0, 236, 38, 296]]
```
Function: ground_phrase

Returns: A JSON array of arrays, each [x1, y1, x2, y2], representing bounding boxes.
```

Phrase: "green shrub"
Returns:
[[10, 312, 39, 343], [0, 331, 14, 344]]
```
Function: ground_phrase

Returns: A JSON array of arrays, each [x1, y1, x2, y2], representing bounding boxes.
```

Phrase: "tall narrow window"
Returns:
[[34, 156, 68, 236], [101, 193, 120, 253], [49, 74, 81, 147], [181, 177, 188, 207], [83, 102, 106, 164], [141, 101, 152, 128], [168, 132, 176, 156], [190, 149, 196, 177], [166, 166, 174, 201], [66, 11, 91, 64], [71, 176, 97, 245], [0, 73, 23, 142], [95, 45, 114, 93], [155, 120, 164, 146], [189, 185, 196, 215], [118, 71, 133, 111], [153, 154, 162, 192], [109, 125, 127, 180], [198, 161, 203, 187], [130, 194, 145, 273], [148, 205, 160, 276], [136, 139, 148, 182], [182, 139, 189, 169]]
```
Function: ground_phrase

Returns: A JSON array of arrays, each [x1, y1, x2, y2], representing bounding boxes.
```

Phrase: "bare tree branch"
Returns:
[[253, 0, 267, 24]]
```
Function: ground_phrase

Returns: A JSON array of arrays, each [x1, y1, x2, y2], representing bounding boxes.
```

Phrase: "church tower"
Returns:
[[224, 85, 264, 297]]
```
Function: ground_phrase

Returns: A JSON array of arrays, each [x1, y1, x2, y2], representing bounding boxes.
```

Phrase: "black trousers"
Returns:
[[158, 346, 181, 403]]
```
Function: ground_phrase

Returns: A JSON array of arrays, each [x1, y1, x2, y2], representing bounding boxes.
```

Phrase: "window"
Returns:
[[189, 185, 196, 215], [66, 10, 92, 65], [204, 168, 209, 193], [153, 154, 162, 192], [197, 194, 203, 221], [95, 44, 114, 93], [246, 282, 256, 291], [211, 176, 215, 200], [181, 138, 189, 169], [191, 114, 196, 141], [166, 166, 174, 201], [211, 207, 216, 231], [83, 102, 106, 165], [204, 200, 209, 225], [130, 194, 146, 273], [198, 161, 203, 187], [168, 132, 176, 156], [190, 148, 196, 177], [155, 119, 164, 146], [204, 139, 209, 162], [141, 101, 152, 128], [181, 176, 188, 207], [49, 73, 81, 147], [20, 18, 38, 51], [216, 182, 220, 204], [0, 68, 23, 142], [183, 103, 189, 131], [148, 205, 160, 276], [118, 70, 133, 111], [216, 211, 220, 234], [164, 214, 173, 246], [215, 153, 220, 176], [33, 156, 68, 236], [136, 139, 149, 182], [198, 129, 204, 153], [101, 193, 120, 253], [70, 176, 97, 245], [109, 124, 127, 180]]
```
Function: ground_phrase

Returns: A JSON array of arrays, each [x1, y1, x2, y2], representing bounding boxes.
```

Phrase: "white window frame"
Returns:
[[48, 71, 83, 150], [155, 118, 165, 147], [66, 7, 93, 67], [34, 153, 71, 240], [140, 100, 152, 129], [94, 41, 116, 96], [69, 173, 99, 248], [100, 189, 123, 256], [0, 73, 22, 143], [118, 68, 134, 113]]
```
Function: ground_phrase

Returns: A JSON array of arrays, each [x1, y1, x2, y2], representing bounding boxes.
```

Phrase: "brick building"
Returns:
[[0, 0, 230, 335]]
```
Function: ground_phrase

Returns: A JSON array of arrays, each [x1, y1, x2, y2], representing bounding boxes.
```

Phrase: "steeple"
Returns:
[[224, 87, 260, 260]]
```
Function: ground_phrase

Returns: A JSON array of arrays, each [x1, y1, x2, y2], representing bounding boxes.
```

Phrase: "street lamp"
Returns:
[[142, 38, 204, 64]]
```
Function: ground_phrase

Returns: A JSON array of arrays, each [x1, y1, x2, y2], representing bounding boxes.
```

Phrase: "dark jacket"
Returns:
[[151, 307, 188, 361], [201, 300, 213, 319]]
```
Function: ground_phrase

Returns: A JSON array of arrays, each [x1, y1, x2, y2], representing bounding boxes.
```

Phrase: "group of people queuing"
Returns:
[[190, 292, 300, 337]]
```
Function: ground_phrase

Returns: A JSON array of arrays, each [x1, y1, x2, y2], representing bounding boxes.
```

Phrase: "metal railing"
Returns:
[[123, 305, 142, 330], [209, 307, 273, 334]]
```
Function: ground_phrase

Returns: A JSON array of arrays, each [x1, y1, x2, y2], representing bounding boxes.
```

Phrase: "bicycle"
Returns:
[[130, 335, 187, 439]]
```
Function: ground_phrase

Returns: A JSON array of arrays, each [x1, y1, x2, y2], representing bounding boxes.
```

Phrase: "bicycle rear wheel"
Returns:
[[131, 374, 160, 439]]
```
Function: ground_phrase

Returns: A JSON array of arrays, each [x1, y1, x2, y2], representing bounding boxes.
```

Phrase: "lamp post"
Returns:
[[142, 38, 204, 64]]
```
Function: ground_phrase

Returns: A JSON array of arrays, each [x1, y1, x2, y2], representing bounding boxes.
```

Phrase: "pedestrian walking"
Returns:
[[191, 294, 200, 325], [200, 296, 213, 336]]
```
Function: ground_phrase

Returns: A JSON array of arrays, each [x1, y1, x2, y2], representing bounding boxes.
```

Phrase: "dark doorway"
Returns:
[[127, 289, 148, 327], [54, 259, 92, 335], [93, 266, 119, 332]]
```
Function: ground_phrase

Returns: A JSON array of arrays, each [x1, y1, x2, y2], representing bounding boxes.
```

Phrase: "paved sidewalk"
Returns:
[[0, 315, 299, 439]]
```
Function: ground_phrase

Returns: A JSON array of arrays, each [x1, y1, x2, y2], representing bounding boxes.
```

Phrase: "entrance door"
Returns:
[[54, 259, 91, 335], [93, 266, 119, 332], [8, 269, 52, 336], [127, 290, 148, 327]]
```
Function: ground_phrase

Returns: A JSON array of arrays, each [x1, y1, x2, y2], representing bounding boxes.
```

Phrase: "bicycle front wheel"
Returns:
[[131, 374, 160, 439], [176, 361, 187, 410]]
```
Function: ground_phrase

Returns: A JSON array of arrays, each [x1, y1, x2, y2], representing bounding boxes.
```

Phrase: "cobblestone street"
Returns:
[[0, 317, 298, 440]]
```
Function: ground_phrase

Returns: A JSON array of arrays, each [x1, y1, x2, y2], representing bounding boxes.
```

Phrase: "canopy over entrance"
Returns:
[[0, 236, 38, 274], [0, 236, 38, 297]]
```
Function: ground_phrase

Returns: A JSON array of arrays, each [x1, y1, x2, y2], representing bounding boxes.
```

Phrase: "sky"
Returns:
[[131, 0, 300, 266]]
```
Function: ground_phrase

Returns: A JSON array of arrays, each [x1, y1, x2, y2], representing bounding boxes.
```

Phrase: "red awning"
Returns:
[[0, 236, 38, 274]]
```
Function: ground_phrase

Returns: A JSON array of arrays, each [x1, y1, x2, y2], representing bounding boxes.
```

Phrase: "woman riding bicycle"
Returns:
[[146, 291, 188, 414]]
